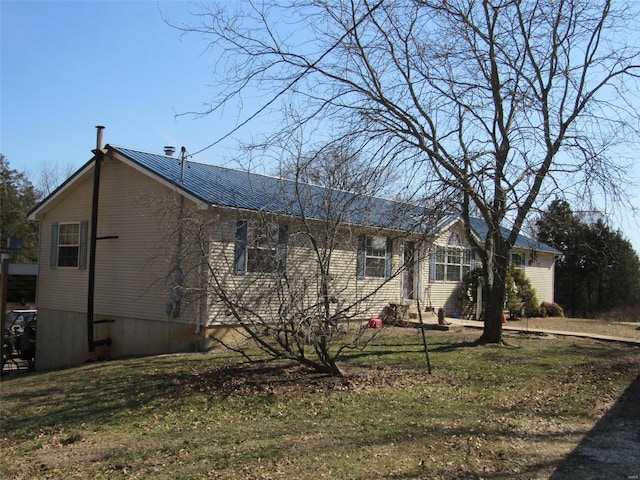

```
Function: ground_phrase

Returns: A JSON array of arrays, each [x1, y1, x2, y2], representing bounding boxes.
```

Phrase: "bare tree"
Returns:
[[178, 0, 640, 342], [37, 159, 77, 196], [153, 144, 440, 376]]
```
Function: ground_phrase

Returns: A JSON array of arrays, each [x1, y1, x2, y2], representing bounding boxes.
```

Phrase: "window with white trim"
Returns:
[[357, 234, 393, 279], [58, 223, 80, 267], [234, 220, 288, 274], [433, 233, 471, 282], [50, 221, 88, 269]]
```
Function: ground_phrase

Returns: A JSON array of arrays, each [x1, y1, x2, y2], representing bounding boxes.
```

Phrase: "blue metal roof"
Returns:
[[435, 214, 559, 254], [467, 217, 559, 254], [110, 146, 558, 252], [27, 144, 559, 255], [111, 145, 427, 231]]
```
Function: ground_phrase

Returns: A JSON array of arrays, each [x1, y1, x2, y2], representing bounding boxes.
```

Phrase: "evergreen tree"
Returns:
[[537, 199, 640, 316], [0, 154, 41, 263]]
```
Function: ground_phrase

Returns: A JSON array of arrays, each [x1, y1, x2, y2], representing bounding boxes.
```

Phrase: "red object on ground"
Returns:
[[502, 314, 508, 324], [368, 318, 383, 329]]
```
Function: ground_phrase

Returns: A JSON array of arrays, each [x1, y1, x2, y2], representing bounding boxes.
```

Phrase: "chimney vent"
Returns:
[[164, 146, 176, 157], [95, 125, 105, 150]]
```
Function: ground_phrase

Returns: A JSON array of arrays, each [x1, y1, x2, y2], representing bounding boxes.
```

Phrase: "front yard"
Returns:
[[1, 324, 639, 479]]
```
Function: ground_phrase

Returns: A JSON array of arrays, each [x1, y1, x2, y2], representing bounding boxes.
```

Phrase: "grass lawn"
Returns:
[[1, 326, 639, 479]]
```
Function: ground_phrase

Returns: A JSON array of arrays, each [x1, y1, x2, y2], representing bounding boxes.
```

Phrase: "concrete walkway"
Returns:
[[445, 317, 640, 346]]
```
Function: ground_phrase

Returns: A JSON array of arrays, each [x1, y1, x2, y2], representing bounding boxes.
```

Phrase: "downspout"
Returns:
[[167, 147, 186, 348], [195, 216, 214, 338], [193, 259, 203, 335], [87, 126, 111, 351]]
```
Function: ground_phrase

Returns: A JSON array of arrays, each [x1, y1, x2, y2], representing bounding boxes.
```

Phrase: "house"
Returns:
[[428, 216, 558, 318], [28, 136, 558, 370]]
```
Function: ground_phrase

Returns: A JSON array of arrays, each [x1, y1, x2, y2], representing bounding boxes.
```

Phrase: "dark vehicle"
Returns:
[[2, 309, 37, 371]]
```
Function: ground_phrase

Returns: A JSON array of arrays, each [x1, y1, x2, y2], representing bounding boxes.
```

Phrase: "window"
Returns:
[[58, 223, 80, 267], [510, 252, 525, 270], [432, 233, 472, 283], [357, 234, 392, 279], [235, 220, 288, 274], [50, 222, 88, 269], [247, 222, 279, 273]]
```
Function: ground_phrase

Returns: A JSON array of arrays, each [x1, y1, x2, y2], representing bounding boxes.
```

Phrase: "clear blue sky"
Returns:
[[2, 1, 639, 254], [1, 1, 251, 174]]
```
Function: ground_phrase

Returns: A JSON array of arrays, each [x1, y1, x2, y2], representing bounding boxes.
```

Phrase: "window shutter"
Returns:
[[234, 220, 248, 275], [385, 237, 393, 279], [278, 224, 288, 273], [357, 234, 365, 279], [78, 221, 89, 269], [50, 223, 59, 268], [429, 244, 436, 283], [471, 249, 476, 269]]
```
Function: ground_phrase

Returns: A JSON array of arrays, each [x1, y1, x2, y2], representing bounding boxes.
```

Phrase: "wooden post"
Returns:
[[476, 283, 483, 321]]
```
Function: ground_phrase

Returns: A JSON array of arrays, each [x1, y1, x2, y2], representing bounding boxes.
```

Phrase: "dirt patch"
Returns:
[[180, 359, 430, 398]]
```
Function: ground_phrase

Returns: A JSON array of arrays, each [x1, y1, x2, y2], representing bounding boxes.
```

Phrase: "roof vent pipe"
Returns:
[[95, 125, 105, 150], [164, 146, 176, 156]]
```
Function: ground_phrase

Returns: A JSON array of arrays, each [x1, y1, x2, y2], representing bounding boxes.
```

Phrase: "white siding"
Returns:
[[521, 251, 556, 304], [90, 159, 175, 322], [34, 156, 204, 369], [36, 158, 180, 322], [36, 174, 93, 311], [203, 216, 417, 324], [425, 221, 557, 316]]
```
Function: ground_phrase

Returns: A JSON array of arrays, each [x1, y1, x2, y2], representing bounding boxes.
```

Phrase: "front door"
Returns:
[[402, 241, 415, 301]]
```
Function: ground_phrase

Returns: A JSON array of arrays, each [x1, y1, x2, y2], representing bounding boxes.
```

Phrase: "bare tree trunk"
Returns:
[[472, 220, 510, 344], [480, 270, 507, 344]]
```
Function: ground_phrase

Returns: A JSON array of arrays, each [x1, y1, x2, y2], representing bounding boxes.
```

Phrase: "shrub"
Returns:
[[506, 266, 540, 317], [540, 301, 565, 317]]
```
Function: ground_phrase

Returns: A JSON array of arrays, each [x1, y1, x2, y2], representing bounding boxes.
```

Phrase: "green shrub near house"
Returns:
[[506, 266, 540, 317]]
